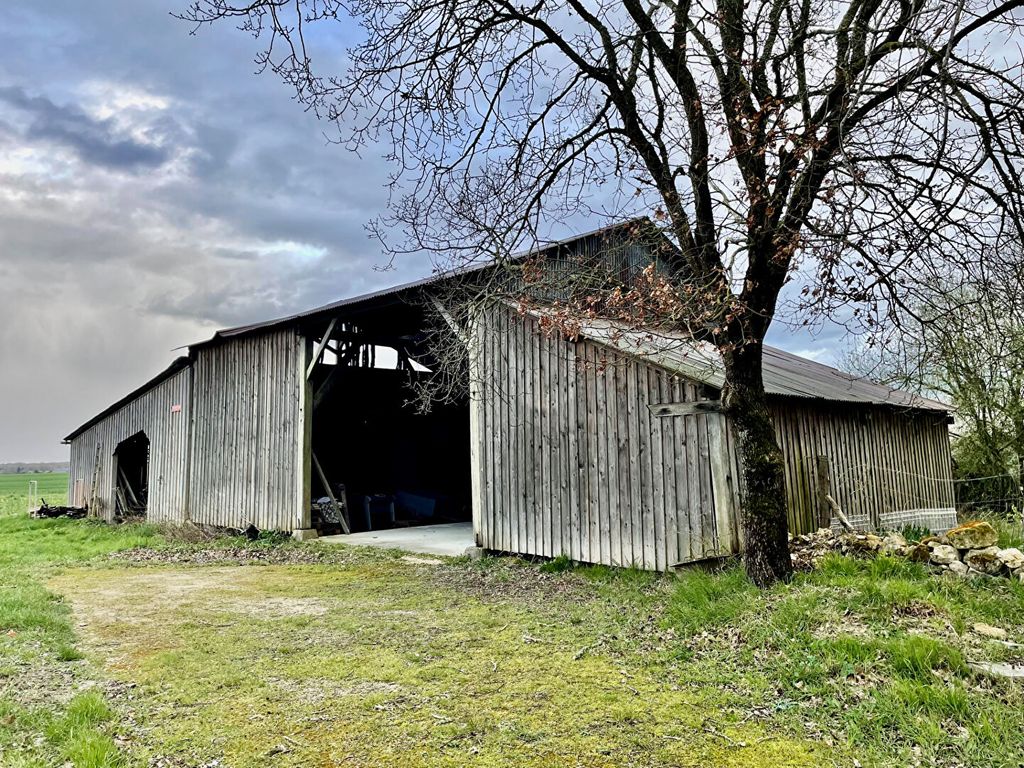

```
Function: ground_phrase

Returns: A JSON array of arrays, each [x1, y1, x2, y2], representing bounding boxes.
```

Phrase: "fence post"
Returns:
[[815, 456, 831, 529]]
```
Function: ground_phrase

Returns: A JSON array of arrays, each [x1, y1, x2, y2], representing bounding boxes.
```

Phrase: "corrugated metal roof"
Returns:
[[569, 318, 950, 412], [191, 218, 656, 349], [69, 218, 945, 450]]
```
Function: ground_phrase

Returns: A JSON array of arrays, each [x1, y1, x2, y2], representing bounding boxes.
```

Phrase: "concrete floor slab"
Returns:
[[319, 522, 475, 557]]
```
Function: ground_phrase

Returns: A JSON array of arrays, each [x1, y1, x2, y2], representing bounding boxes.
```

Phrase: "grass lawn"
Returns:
[[1, 479, 1022, 767]]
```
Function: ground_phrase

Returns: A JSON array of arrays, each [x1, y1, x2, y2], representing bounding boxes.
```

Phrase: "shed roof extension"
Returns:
[[573, 319, 949, 412]]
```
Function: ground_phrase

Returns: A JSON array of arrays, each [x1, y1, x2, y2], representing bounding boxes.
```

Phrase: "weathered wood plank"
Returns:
[[566, 338, 580, 561], [648, 401, 723, 417]]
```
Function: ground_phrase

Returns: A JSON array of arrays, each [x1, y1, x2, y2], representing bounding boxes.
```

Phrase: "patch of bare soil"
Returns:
[[265, 676, 406, 706], [810, 617, 875, 640], [218, 594, 340, 618], [428, 561, 596, 606], [0, 651, 81, 709], [56, 568, 352, 633]]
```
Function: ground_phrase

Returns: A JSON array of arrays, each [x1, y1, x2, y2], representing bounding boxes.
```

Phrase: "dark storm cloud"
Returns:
[[0, 85, 171, 170], [0, 0, 407, 462]]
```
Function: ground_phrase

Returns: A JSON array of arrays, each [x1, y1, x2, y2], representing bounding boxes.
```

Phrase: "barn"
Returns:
[[64, 222, 954, 569]]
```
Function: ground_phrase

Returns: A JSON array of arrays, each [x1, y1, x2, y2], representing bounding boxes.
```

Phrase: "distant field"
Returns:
[[0, 471, 68, 505]]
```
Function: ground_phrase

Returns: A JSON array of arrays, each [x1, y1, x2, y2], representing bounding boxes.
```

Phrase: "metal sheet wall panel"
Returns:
[[67, 368, 192, 523], [188, 329, 307, 531]]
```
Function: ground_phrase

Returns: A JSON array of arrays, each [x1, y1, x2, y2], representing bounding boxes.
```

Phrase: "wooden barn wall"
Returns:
[[770, 401, 954, 535], [471, 307, 741, 570], [67, 368, 192, 523], [188, 329, 310, 531]]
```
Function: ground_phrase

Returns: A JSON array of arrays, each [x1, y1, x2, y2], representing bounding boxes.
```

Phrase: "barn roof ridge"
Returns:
[[191, 217, 658, 349]]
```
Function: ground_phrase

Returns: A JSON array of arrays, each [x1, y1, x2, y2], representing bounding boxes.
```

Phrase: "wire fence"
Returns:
[[827, 464, 1022, 534], [954, 472, 1022, 517]]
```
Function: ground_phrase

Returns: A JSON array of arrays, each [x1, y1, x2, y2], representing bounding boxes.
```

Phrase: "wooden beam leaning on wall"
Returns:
[[431, 297, 469, 348], [88, 442, 102, 518], [312, 451, 350, 534], [815, 456, 832, 529]]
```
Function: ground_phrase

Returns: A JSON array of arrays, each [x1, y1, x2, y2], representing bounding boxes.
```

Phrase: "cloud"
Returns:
[[0, 0, 410, 462], [0, 85, 171, 170], [0, 0, 847, 463]]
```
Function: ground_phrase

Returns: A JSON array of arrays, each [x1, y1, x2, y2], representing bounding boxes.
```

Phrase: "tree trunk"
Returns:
[[722, 340, 793, 587]]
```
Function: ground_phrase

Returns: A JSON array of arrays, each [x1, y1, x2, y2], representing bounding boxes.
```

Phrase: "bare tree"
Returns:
[[180, 0, 1024, 586], [846, 252, 1024, 510]]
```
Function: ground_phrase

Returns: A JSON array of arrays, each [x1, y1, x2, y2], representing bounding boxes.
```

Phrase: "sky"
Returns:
[[0, 1, 843, 463]]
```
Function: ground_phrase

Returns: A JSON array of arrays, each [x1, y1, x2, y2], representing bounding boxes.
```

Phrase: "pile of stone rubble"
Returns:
[[790, 520, 1024, 581]]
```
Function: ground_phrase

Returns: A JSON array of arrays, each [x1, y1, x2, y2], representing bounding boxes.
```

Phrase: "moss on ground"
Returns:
[[54, 563, 826, 767], [1, 483, 1022, 767]]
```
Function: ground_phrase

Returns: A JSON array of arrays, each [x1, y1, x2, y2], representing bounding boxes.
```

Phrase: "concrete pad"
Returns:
[[319, 522, 474, 558]]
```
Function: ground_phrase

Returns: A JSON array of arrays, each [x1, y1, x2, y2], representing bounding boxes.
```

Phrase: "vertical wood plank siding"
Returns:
[[472, 306, 952, 569], [67, 368, 191, 523], [770, 402, 954, 535], [189, 329, 307, 531], [472, 307, 740, 569]]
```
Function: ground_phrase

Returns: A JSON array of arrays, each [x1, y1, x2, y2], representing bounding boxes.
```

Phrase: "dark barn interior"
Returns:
[[113, 431, 149, 519], [303, 292, 472, 535]]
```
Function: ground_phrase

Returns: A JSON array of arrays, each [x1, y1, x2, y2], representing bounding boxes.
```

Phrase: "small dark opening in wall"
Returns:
[[113, 431, 149, 519]]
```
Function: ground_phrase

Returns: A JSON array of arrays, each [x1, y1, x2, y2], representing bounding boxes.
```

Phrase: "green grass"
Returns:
[[0, 478, 1022, 766], [0, 471, 69, 504], [0, 477, 158, 767]]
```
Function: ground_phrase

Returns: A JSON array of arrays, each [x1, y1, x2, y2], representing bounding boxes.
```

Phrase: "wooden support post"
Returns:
[[296, 334, 313, 531], [313, 365, 341, 411], [306, 317, 338, 380], [466, 304, 483, 546], [312, 451, 350, 534], [815, 455, 831, 529]]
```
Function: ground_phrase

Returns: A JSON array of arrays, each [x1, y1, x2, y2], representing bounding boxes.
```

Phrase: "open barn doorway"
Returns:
[[305, 313, 472, 536], [113, 431, 149, 519]]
